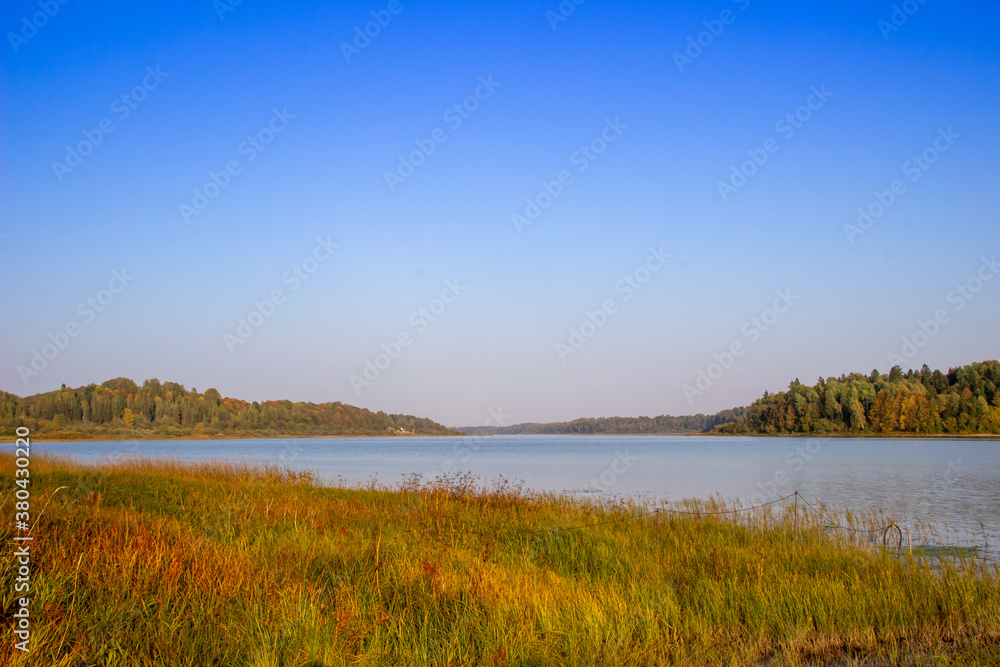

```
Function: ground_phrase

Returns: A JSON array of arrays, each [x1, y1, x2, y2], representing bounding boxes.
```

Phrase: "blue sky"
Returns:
[[2, 0, 998, 427]]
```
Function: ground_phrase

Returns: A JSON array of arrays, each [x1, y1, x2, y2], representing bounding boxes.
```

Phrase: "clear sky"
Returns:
[[2, 0, 998, 427]]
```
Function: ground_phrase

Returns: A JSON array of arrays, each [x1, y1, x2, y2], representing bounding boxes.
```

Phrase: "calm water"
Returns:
[[29, 435, 1000, 556]]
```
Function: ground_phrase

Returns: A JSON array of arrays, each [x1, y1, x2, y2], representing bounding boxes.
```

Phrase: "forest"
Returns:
[[714, 360, 1000, 435], [0, 378, 458, 439], [5, 360, 997, 441]]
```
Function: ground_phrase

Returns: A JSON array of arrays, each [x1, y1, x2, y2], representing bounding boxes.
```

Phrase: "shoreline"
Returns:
[[6, 431, 999, 444], [453, 431, 1000, 439], [703, 431, 1000, 439], [0, 431, 460, 444]]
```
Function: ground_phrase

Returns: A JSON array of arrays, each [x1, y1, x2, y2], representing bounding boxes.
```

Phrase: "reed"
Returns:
[[2, 454, 998, 666]]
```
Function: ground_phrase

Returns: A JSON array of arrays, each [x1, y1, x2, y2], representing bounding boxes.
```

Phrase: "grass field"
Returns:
[[2, 454, 999, 666]]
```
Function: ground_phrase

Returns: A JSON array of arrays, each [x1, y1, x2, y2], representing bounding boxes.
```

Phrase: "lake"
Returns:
[[30, 434, 1000, 558]]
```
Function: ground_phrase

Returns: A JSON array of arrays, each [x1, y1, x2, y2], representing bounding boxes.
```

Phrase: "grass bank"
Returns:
[[1, 455, 998, 666]]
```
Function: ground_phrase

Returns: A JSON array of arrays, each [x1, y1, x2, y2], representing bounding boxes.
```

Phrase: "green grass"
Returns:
[[2, 454, 999, 666]]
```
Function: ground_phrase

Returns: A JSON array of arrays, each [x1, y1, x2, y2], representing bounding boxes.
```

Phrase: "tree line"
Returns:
[[0, 378, 458, 439], [457, 409, 749, 435], [715, 360, 1000, 435]]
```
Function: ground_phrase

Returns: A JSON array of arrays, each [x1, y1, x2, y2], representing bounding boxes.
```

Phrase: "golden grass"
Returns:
[[1, 453, 998, 666]]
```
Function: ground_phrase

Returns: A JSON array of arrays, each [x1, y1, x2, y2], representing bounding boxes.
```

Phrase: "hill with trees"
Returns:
[[0, 378, 458, 440], [714, 360, 1000, 435]]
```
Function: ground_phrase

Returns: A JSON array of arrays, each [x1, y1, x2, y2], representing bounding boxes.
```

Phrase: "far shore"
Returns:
[[701, 431, 1000, 439], [5, 431, 999, 443], [1, 431, 460, 444]]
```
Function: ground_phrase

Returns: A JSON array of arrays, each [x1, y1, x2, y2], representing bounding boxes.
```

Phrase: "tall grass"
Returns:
[[1, 454, 998, 666]]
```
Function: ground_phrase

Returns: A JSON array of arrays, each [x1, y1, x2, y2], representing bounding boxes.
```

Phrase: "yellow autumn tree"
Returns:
[[899, 395, 918, 431]]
